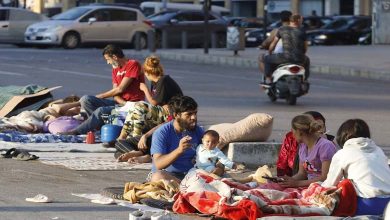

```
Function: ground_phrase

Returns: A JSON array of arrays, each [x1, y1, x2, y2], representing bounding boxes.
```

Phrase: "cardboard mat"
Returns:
[[36, 152, 152, 171]]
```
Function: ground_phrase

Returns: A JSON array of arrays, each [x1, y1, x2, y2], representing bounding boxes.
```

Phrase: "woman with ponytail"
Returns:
[[115, 55, 183, 163], [278, 114, 337, 188]]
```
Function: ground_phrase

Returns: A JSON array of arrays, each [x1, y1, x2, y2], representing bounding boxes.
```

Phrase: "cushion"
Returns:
[[44, 116, 82, 134], [209, 113, 273, 149]]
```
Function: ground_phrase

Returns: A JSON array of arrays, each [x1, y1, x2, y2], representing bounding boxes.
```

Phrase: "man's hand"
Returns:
[[178, 136, 192, 153], [137, 135, 148, 151], [139, 83, 148, 93]]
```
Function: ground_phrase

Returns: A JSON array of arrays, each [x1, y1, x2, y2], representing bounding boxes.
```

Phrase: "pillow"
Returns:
[[44, 116, 82, 134], [209, 113, 273, 149]]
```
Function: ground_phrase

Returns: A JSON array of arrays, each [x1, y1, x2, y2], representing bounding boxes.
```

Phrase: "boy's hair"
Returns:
[[280, 10, 292, 22], [336, 119, 371, 148], [102, 44, 125, 58], [169, 95, 198, 114], [203, 130, 219, 140], [304, 111, 326, 124]]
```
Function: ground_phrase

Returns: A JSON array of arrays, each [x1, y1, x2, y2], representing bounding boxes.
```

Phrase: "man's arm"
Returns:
[[153, 136, 192, 170], [96, 77, 134, 99]]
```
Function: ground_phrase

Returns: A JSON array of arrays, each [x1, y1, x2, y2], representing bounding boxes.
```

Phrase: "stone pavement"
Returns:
[[126, 45, 390, 81]]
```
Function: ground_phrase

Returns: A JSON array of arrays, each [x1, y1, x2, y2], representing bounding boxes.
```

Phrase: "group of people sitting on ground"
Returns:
[[5, 40, 388, 215]]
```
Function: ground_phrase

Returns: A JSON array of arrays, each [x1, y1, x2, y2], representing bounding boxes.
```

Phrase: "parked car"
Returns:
[[147, 10, 227, 48], [245, 16, 333, 47], [141, 2, 230, 17], [226, 17, 264, 32], [24, 5, 152, 49], [308, 15, 371, 45], [0, 7, 48, 45]]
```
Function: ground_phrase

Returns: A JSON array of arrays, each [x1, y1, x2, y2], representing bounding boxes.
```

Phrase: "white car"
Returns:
[[0, 7, 48, 45], [24, 5, 153, 49]]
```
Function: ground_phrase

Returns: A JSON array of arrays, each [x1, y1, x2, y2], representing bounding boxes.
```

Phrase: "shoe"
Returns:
[[26, 194, 52, 203], [259, 82, 271, 89]]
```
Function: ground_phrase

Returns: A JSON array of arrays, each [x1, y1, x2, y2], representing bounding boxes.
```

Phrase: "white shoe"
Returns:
[[91, 197, 115, 205], [25, 194, 52, 203]]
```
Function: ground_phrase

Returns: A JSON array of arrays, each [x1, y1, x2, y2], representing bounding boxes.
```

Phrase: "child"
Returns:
[[194, 130, 244, 176], [278, 114, 337, 188], [322, 119, 390, 215]]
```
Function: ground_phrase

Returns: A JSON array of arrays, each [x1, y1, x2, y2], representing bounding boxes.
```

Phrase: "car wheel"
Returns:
[[132, 32, 147, 49], [140, 34, 147, 49], [62, 32, 80, 49]]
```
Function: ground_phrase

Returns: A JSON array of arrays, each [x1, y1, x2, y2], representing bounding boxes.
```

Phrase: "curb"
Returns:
[[125, 49, 390, 81]]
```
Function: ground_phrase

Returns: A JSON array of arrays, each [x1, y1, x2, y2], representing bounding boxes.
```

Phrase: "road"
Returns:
[[1, 47, 390, 146], [0, 47, 390, 220]]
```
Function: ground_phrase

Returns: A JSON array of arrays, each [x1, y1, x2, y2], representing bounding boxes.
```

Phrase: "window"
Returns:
[[178, 12, 204, 22], [109, 9, 137, 21], [0, 9, 9, 21]]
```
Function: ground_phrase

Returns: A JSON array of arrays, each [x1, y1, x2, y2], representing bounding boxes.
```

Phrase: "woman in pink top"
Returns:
[[279, 114, 337, 188]]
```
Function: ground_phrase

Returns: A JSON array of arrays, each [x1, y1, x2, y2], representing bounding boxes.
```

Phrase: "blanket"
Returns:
[[123, 180, 180, 203], [0, 131, 83, 143], [173, 170, 357, 220]]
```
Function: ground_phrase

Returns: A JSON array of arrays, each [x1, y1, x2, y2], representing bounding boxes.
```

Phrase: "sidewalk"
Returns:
[[126, 45, 390, 81]]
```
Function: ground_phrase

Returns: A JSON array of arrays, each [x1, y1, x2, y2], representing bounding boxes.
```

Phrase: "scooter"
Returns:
[[262, 64, 309, 105]]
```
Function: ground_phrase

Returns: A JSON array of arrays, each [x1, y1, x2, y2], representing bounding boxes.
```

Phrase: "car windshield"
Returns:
[[52, 7, 92, 20], [322, 18, 354, 29], [147, 11, 176, 19]]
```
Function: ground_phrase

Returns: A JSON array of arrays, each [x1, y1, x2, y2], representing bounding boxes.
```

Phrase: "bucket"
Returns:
[[101, 124, 122, 143]]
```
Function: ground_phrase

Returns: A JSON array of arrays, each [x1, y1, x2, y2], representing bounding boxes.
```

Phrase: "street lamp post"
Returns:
[[263, 0, 268, 42]]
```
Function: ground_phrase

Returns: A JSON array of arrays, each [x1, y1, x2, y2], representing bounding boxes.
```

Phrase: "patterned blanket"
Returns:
[[173, 170, 357, 220], [0, 130, 83, 143]]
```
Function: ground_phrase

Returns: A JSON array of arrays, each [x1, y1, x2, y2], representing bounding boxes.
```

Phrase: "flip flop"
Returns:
[[25, 194, 52, 203], [0, 148, 17, 158], [91, 197, 115, 205], [12, 150, 39, 161]]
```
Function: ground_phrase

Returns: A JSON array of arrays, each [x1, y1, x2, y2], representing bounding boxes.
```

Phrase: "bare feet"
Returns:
[[127, 155, 152, 163], [116, 151, 143, 162]]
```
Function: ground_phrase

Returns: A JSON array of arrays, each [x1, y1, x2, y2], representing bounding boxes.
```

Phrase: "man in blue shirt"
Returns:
[[149, 96, 204, 183]]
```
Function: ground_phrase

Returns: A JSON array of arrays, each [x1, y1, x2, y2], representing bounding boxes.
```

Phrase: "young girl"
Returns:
[[322, 119, 390, 215], [279, 114, 337, 188]]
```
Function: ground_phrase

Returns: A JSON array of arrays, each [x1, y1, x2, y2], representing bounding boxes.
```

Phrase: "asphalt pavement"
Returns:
[[125, 45, 390, 81]]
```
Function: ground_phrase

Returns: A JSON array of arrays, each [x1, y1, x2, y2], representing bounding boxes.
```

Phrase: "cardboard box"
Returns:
[[0, 86, 61, 117]]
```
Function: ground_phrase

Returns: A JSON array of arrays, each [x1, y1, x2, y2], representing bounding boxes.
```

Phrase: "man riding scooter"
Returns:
[[260, 14, 310, 85]]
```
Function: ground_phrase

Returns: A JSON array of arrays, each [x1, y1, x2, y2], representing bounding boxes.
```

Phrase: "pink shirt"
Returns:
[[299, 137, 337, 180]]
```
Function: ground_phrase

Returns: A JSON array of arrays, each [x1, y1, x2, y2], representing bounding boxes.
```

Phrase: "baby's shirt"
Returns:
[[195, 144, 234, 170]]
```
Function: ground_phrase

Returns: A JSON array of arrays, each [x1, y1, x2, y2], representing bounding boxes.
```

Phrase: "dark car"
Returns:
[[308, 15, 371, 45], [226, 17, 264, 31], [245, 16, 333, 47], [147, 10, 227, 48]]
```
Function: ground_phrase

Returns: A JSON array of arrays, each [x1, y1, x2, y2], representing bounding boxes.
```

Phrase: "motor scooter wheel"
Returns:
[[286, 95, 297, 105]]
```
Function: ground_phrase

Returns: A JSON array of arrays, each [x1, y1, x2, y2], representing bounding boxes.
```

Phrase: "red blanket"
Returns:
[[173, 171, 356, 220]]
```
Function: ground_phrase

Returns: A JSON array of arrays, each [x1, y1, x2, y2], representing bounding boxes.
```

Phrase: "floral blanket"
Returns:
[[173, 170, 357, 220]]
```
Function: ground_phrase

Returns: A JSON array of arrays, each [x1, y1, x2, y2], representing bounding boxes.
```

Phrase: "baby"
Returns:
[[194, 130, 244, 176]]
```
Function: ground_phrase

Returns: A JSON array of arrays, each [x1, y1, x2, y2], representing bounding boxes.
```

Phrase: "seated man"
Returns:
[[262, 14, 310, 84], [63, 44, 145, 135], [148, 96, 204, 184]]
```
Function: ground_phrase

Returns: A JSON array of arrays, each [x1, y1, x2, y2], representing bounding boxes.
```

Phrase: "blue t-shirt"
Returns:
[[151, 121, 204, 173]]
